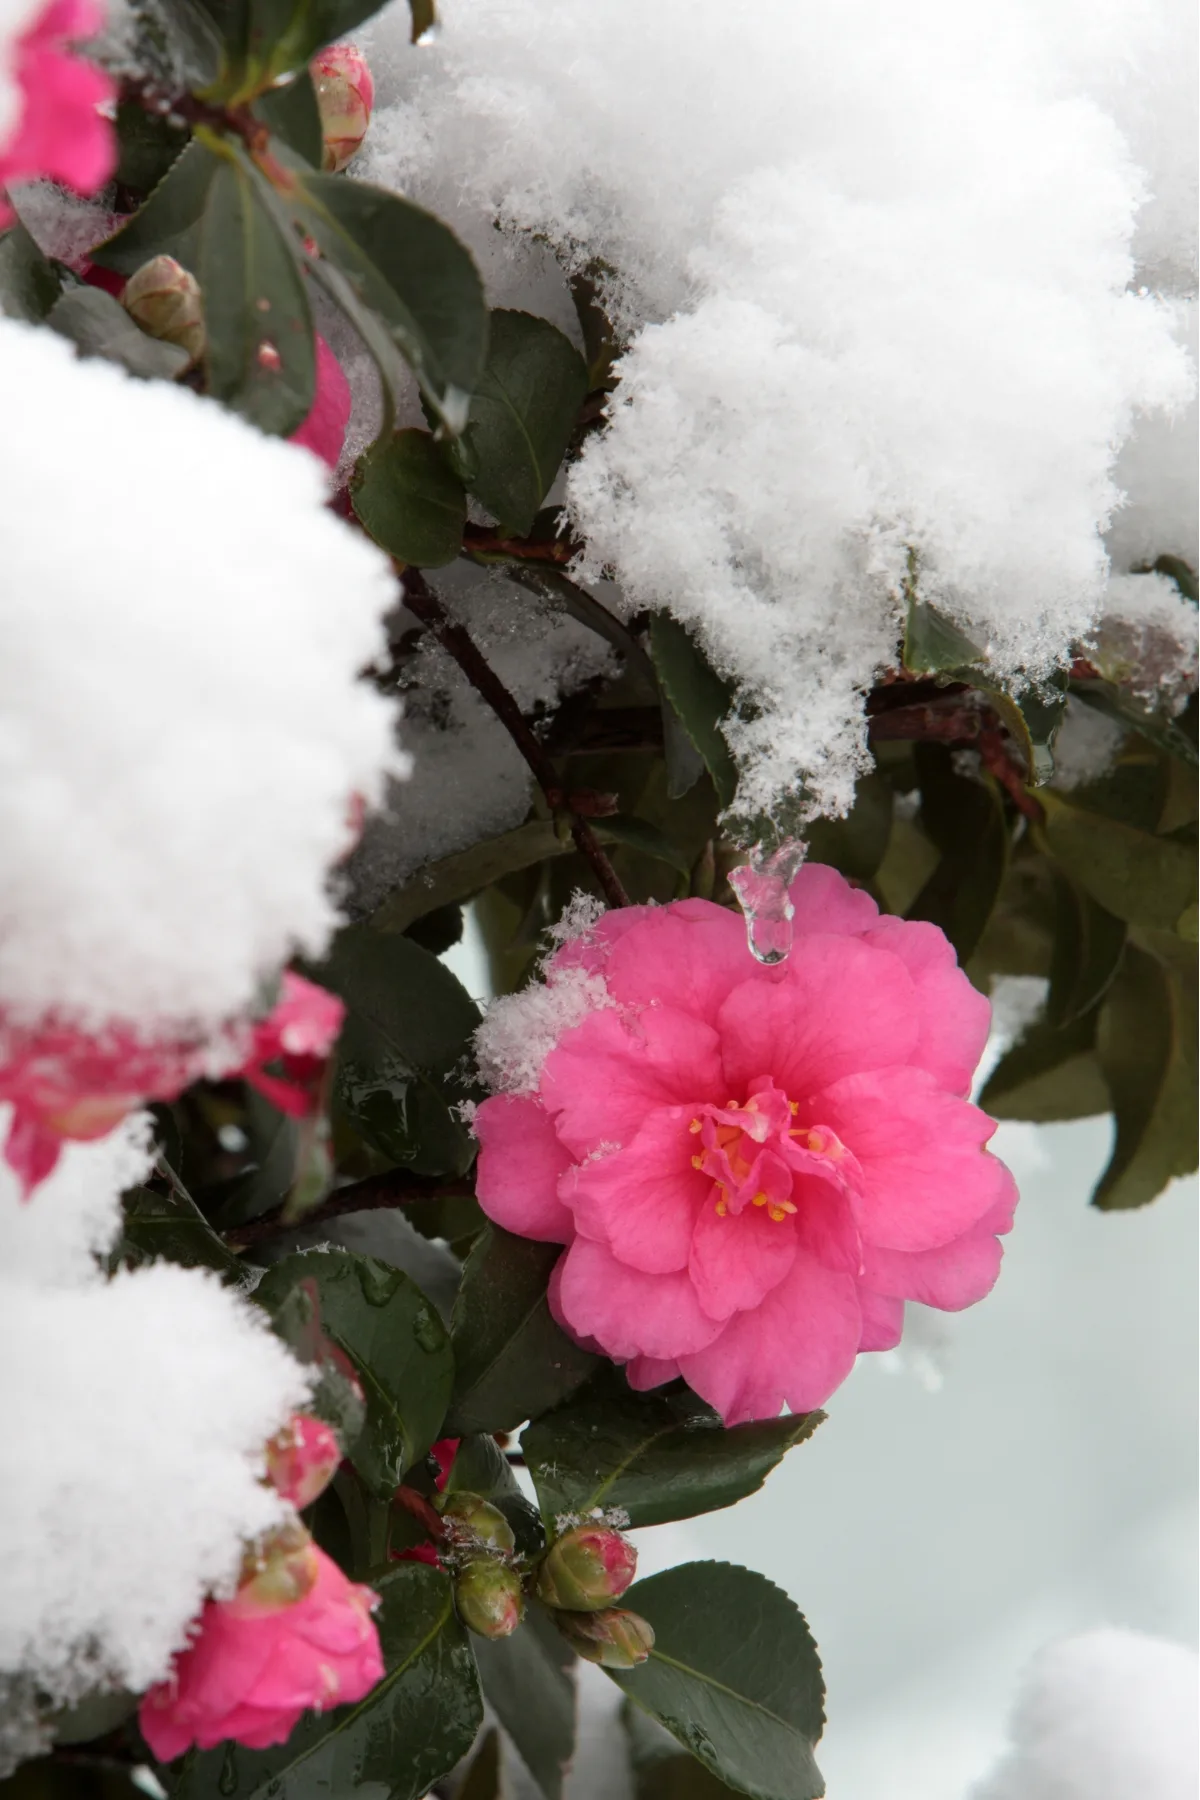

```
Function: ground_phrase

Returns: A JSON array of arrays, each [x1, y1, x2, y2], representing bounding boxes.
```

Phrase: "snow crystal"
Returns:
[[474, 963, 611, 1095], [363, 0, 1195, 822], [0, 1112, 307, 1728], [973, 1628, 1199, 1800], [0, 319, 401, 1032], [1048, 696, 1126, 791], [1107, 301, 1198, 576], [1088, 569, 1199, 706]]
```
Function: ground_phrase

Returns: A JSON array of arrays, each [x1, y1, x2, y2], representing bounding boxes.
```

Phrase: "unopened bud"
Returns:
[[436, 1490, 515, 1555], [552, 1606, 655, 1669], [121, 256, 206, 367], [265, 1413, 341, 1510], [535, 1526, 637, 1612], [454, 1559, 524, 1640], [234, 1518, 319, 1611], [311, 42, 374, 173]]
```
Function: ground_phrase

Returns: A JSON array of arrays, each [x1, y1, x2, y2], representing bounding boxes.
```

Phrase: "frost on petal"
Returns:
[[474, 965, 613, 1096], [474, 1093, 576, 1242]]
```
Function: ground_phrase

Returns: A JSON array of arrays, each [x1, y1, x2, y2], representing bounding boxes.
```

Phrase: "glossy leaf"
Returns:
[[92, 138, 218, 277], [648, 614, 738, 811], [471, 1605, 576, 1800], [524, 1385, 823, 1530], [445, 1226, 598, 1436], [1039, 791, 1197, 935], [624, 1702, 742, 1799], [0, 222, 64, 321], [908, 745, 1008, 963], [279, 1204, 464, 1324], [351, 428, 467, 567], [456, 1729, 502, 1800], [805, 771, 893, 881], [980, 1006, 1109, 1124], [254, 70, 323, 166], [371, 821, 591, 935], [198, 144, 315, 436], [1093, 942, 1198, 1209], [609, 1562, 826, 1800], [113, 100, 190, 194], [459, 309, 587, 534], [113, 1182, 246, 1280], [1046, 874, 1126, 1027], [443, 1432, 544, 1557], [46, 286, 191, 379], [316, 924, 479, 1177], [254, 1248, 454, 1494], [902, 599, 984, 673], [171, 1564, 482, 1800]]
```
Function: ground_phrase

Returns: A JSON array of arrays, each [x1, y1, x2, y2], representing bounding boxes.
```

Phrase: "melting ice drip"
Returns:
[[728, 840, 807, 965]]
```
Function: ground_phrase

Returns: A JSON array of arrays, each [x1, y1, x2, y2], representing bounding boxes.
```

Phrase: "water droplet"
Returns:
[[729, 838, 807, 964], [682, 1722, 716, 1759], [257, 340, 282, 370], [218, 1743, 239, 1794], [413, 1304, 444, 1352], [361, 1263, 402, 1306]]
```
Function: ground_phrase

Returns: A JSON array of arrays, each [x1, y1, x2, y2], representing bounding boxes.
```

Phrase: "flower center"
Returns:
[[688, 1078, 852, 1223]]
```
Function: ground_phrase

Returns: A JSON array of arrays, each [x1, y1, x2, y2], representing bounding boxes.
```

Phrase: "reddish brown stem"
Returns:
[[394, 1486, 446, 1540], [225, 1169, 471, 1250]]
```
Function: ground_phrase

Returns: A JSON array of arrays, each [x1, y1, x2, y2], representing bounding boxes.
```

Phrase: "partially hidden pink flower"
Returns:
[[139, 1539, 383, 1761], [0, 972, 344, 1197], [0, 0, 115, 226], [289, 335, 352, 471], [265, 1414, 342, 1510], [472, 866, 1016, 1425]]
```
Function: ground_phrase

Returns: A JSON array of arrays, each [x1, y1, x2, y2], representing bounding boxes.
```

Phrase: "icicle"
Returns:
[[728, 839, 807, 965]]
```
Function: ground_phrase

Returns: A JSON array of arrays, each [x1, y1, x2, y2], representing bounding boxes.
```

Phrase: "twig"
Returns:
[[225, 1168, 472, 1251], [400, 570, 632, 908]]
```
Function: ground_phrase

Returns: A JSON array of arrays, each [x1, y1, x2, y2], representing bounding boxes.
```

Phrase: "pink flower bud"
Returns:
[[534, 1526, 637, 1612], [453, 1559, 525, 1640], [436, 1491, 516, 1555], [310, 42, 374, 173], [121, 255, 206, 367], [264, 1413, 341, 1510], [235, 1518, 321, 1610], [552, 1605, 655, 1669]]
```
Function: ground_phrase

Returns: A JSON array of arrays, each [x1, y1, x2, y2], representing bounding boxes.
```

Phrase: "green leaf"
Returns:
[[198, 142, 315, 436], [92, 138, 218, 277], [1071, 678, 1198, 771], [1039, 791, 1197, 935], [608, 1562, 825, 1800], [648, 614, 738, 811], [1093, 941, 1198, 1209], [370, 820, 587, 935], [624, 1702, 743, 1799], [902, 599, 984, 674], [254, 70, 323, 166], [288, 167, 487, 430], [114, 1182, 247, 1280], [351, 428, 467, 567], [445, 1226, 598, 1436], [459, 310, 587, 535], [46, 286, 191, 379], [316, 923, 480, 1177], [0, 222, 64, 321], [1046, 874, 1126, 1027], [908, 745, 1009, 963], [170, 1564, 482, 1800], [471, 1607, 576, 1800], [254, 1248, 454, 1494], [407, 0, 435, 43], [804, 772, 893, 882], [524, 1385, 822, 1531], [1137, 553, 1198, 605], [443, 1431, 544, 1555], [456, 1728, 502, 1800], [599, 815, 693, 885], [980, 1006, 1110, 1124], [113, 100, 190, 194]]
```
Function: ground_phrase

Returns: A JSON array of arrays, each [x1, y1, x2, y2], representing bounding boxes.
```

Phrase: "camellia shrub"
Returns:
[[0, 0, 1194, 1796]]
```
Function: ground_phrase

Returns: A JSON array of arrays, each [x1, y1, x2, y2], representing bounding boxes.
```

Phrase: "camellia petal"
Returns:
[[563, 1106, 708, 1272], [856, 1287, 905, 1351], [541, 1004, 725, 1157], [554, 1235, 725, 1361], [474, 1094, 575, 1241], [687, 1194, 798, 1319], [788, 861, 880, 938], [600, 898, 762, 1025], [860, 916, 991, 1096]]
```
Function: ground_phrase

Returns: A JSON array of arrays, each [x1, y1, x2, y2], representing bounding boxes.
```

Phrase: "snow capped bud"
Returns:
[[552, 1606, 655, 1669], [453, 1559, 525, 1640], [436, 1491, 516, 1555], [534, 1526, 637, 1612], [121, 256, 206, 367], [311, 42, 374, 173], [264, 1413, 341, 1510], [235, 1519, 320, 1611]]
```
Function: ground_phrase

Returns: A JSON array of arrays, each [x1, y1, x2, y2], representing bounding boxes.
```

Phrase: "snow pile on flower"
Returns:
[[0, 320, 401, 1031], [0, 1115, 308, 1760], [364, 0, 1195, 820]]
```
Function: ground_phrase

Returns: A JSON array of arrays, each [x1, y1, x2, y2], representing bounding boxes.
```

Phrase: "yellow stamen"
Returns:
[[751, 1191, 769, 1207], [691, 1154, 705, 1170], [689, 1117, 702, 1133], [715, 1195, 728, 1216]]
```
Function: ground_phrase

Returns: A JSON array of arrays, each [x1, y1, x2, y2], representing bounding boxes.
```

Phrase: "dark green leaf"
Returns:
[[370, 821, 587, 935], [1093, 941, 1198, 1209], [207, 1085, 299, 1229], [648, 614, 737, 811], [609, 1562, 825, 1800], [456, 1728, 502, 1800], [92, 138, 218, 277], [351, 428, 467, 566], [254, 1248, 454, 1494], [980, 1006, 1109, 1123], [0, 222, 64, 321], [445, 1226, 598, 1436], [1039, 791, 1197, 935], [171, 1564, 482, 1800], [459, 309, 587, 534], [599, 815, 693, 884], [471, 1606, 575, 1800], [902, 599, 984, 673], [624, 1702, 743, 1799], [407, 0, 435, 43], [908, 745, 1008, 963], [524, 1385, 821, 1530], [1137, 553, 1198, 604], [254, 70, 323, 166], [267, 1276, 368, 1449], [113, 1180, 245, 1281], [405, 902, 465, 955], [46, 286, 191, 379], [273, 1203, 464, 1323], [113, 100, 190, 194], [443, 1433, 544, 1557], [198, 143, 314, 436], [1046, 875, 1126, 1026], [317, 923, 480, 1176], [1071, 678, 1198, 771], [805, 772, 893, 881], [499, 562, 657, 690]]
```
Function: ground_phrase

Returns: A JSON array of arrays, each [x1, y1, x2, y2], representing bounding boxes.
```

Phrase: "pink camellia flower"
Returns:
[[264, 1413, 342, 1510], [139, 1532, 383, 1761], [473, 866, 1016, 1424], [289, 335, 353, 471], [0, 971, 344, 1196], [310, 41, 374, 173], [0, 0, 115, 226]]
